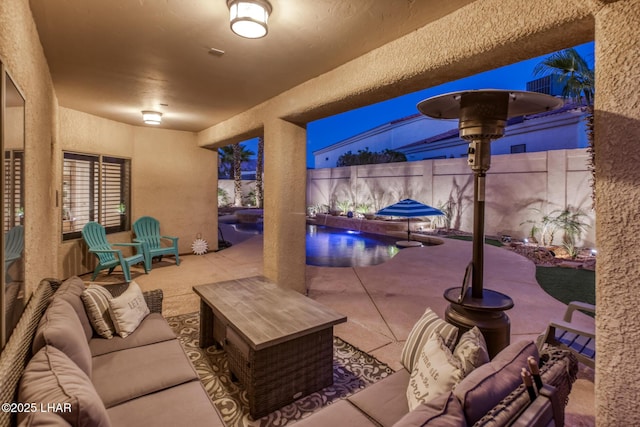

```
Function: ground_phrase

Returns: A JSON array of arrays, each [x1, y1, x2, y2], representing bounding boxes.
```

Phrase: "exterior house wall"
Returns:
[[313, 115, 457, 168], [316, 107, 589, 165], [308, 148, 595, 246]]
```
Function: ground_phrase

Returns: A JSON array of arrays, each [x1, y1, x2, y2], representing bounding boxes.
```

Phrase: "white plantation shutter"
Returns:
[[62, 152, 130, 240]]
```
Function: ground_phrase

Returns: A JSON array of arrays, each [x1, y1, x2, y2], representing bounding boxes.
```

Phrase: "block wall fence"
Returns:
[[306, 148, 595, 247]]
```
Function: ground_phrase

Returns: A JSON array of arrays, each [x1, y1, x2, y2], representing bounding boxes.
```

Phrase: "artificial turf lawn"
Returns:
[[535, 266, 595, 308]]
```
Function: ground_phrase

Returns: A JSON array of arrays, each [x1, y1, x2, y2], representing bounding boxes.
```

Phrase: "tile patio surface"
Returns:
[[84, 225, 595, 425]]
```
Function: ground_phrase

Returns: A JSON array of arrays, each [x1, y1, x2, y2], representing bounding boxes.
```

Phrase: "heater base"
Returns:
[[444, 287, 513, 358]]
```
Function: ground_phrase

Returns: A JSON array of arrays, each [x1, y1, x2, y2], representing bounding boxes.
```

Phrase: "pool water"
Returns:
[[307, 225, 400, 267], [228, 222, 402, 267]]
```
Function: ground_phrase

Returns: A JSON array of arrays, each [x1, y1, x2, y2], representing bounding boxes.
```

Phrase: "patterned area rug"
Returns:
[[167, 312, 394, 427]]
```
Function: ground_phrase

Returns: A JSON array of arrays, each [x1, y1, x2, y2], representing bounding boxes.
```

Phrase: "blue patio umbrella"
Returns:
[[376, 199, 444, 242]]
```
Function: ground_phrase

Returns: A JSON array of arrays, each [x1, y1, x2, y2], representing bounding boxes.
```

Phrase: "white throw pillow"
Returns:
[[108, 281, 150, 338], [406, 331, 464, 411], [454, 326, 490, 376], [401, 307, 459, 372]]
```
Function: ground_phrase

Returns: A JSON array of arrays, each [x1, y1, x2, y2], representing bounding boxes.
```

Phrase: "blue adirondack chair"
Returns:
[[133, 216, 180, 271], [4, 225, 24, 283], [82, 222, 148, 283]]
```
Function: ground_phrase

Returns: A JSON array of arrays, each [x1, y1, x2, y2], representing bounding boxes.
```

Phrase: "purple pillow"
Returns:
[[453, 340, 538, 425]]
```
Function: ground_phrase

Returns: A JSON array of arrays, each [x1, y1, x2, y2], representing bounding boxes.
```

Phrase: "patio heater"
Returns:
[[417, 90, 562, 357]]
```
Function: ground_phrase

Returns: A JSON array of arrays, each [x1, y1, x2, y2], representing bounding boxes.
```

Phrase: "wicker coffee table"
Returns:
[[193, 276, 347, 419]]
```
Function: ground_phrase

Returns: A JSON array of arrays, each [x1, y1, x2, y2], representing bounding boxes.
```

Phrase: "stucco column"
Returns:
[[263, 118, 307, 293], [594, 1, 640, 425]]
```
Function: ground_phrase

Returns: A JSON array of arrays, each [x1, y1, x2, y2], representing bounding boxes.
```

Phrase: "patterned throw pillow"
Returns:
[[454, 326, 490, 376], [108, 281, 150, 338], [401, 307, 459, 372], [406, 331, 464, 411], [81, 285, 116, 339]]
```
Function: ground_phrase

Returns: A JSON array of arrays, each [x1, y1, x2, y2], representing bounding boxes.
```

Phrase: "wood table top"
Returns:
[[194, 276, 347, 350]]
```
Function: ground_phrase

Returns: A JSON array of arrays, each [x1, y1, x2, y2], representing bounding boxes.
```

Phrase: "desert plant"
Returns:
[[336, 200, 352, 215], [521, 209, 558, 246], [551, 208, 590, 258], [432, 200, 453, 231], [218, 187, 230, 207], [243, 187, 257, 206], [355, 202, 372, 214]]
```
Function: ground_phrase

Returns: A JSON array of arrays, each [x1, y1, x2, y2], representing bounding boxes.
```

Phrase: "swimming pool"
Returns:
[[306, 225, 400, 267], [227, 222, 401, 267]]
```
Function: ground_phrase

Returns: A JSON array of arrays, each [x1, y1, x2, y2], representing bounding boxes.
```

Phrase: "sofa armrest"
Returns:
[[105, 284, 164, 314], [511, 385, 562, 427], [143, 289, 164, 314]]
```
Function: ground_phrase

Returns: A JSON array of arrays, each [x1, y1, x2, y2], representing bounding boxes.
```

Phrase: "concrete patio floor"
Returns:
[[83, 226, 595, 425]]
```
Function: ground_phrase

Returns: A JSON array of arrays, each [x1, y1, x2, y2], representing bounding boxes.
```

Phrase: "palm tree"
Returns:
[[218, 145, 235, 179], [255, 137, 264, 208], [233, 143, 242, 206], [218, 143, 255, 206], [533, 48, 595, 206]]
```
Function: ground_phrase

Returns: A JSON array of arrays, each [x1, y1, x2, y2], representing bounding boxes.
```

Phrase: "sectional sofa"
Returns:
[[293, 317, 579, 427], [0, 277, 578, 427], [0, 277, 224, 427]]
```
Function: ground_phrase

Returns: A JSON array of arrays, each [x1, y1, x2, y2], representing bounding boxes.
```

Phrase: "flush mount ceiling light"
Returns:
[[141, 110, 162, 125], [227, 0, 272, 39]]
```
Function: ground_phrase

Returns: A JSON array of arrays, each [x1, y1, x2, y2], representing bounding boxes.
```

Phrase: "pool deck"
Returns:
[[83, 223, 595, 425]]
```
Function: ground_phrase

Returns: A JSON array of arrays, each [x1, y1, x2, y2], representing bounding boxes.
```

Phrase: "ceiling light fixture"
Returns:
[[227, 0, 272, 39], [141, 110, 162, 125]]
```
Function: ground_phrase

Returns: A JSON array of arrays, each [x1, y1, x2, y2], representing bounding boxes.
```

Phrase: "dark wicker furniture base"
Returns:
[[194, 276, 347, 419]]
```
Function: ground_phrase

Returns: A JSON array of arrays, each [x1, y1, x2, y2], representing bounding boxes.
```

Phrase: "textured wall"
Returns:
[[0, 0, 58, 296], [594, 1, 640, 424], [132, 126, 217, 254]]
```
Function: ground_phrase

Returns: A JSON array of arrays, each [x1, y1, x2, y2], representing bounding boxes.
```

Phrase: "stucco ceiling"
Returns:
[[29, 0, 475, 132]]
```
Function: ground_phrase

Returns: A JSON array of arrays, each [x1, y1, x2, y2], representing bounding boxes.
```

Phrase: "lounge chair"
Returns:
[[82, 222, 148, 282], [540, 301, 595, 368], [133, 216, 180, 271], [4, 225, 24, 283]]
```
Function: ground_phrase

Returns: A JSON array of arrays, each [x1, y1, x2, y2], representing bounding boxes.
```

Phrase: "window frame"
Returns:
[[62, 151, 131, 241]]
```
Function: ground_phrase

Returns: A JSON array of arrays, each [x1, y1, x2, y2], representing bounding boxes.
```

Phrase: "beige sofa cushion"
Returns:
[[91, 339, 198, 408], [18, 412, 71, 426], [406, 332, 464, 411], [89, 312, 176, 357], [81, 285, 116, 339], [401, 308, 458, 372], [394, 392, 467, 426], [348, 369, 410, 427], [32, 298, 92, 377], [454, 340, 538, 425], [108, 281, 150, 338], [292, 400, 379, 427], [55, 276, 93, 341], [106, 381, 224, 427], [18, 346, 110, 427]]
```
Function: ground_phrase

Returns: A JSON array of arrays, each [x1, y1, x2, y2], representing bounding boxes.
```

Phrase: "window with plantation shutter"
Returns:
[[62, 152, 130, 240], [3, 150, 23, 233]]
